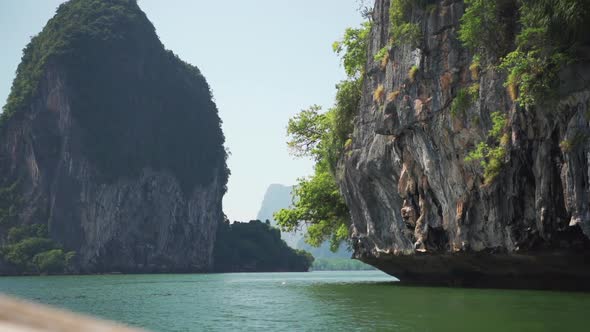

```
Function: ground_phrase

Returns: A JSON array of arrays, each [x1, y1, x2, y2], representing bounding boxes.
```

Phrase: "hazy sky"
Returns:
[[0, 0, 364, 221]]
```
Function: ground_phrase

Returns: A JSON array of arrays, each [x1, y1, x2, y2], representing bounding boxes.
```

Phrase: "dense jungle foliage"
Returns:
[[0, 224, 75, 274], [213, 219, 314, 272]]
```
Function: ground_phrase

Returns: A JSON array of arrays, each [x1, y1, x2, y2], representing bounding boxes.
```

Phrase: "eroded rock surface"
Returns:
[[0, 0, 227, 273], [340, 0, 590, 289]]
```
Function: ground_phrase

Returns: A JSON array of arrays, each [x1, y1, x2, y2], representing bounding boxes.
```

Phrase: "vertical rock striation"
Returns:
[[340, 0, 590, 289], [0, 0, 228, 273]]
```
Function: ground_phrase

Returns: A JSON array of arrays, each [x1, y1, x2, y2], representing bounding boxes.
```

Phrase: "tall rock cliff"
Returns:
[[0, 0, 228, 273], [256, 184, 302, 248], [340, 0, 590, 288]]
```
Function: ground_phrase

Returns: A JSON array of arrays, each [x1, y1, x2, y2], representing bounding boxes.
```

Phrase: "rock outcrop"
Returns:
[[256, 184, 301, 248], [340, 0, 590, 289], [0, 0, 227, 273]]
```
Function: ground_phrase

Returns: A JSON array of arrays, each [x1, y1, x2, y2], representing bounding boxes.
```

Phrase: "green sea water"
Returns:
[[0, 270, 588, 331]]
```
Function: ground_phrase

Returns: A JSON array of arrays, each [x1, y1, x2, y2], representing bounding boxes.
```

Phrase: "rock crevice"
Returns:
[[339, 0, 590, 289]]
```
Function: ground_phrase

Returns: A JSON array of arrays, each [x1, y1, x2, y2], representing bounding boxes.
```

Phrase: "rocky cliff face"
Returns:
[[256, 184, 299, 247], [340, 0, 590, 288], [0, 0, 227, 273]]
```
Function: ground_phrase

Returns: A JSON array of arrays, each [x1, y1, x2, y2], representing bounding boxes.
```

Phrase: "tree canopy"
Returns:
[[275, 20, 370, 251], [0, 224, 75, 274], [213, 219, 313, 272]]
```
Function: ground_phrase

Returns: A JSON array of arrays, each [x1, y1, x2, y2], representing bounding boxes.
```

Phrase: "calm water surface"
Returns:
[[1, 270, 588, 331]]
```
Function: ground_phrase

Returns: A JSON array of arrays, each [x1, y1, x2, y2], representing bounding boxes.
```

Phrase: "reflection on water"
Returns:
[[0, 271, 587, 331]]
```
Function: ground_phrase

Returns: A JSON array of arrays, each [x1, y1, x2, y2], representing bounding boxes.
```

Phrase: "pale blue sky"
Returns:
[[0, 0, 363, 221]]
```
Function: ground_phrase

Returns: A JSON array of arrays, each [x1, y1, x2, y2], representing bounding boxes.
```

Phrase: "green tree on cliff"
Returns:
[[274, 20, 370, 251]]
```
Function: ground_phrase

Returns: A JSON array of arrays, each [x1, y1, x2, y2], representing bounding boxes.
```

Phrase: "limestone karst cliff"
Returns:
[[0, 0, 228, 274], [256, 184, 301, 248], [340, 0, 590, 288]]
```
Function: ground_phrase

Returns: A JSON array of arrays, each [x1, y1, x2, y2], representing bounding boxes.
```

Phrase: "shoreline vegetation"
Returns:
[[213, 219, 314, 273], [0, 219, 374, 276]]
